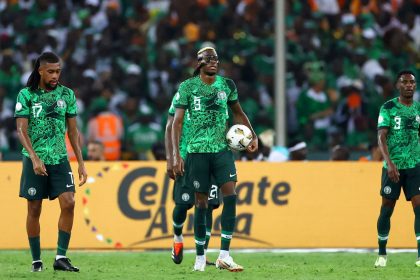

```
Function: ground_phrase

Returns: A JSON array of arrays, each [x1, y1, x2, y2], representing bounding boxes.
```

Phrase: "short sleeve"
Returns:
[[226, 78, 238, 104], [14, 89, 31, 118], [377, 105, 390, 129], [66, 88, 77, 117], [174, 82, 189, 109]]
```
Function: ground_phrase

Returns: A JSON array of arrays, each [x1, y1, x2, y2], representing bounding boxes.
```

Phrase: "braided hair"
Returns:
[[26, 52, 60, 91]]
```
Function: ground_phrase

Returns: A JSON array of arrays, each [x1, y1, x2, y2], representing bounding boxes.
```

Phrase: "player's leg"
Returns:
[[194, 192, 209, 271], [375, 197, 395, 267], [411, 195, 420, 267], [375, 168, 400, 268], [213, 151, 242, 272], [171, 157, 194, 264], [204, 204, 215, 265], [205, 181, 221, 265], [27, 200, 43, 272], [406, 165, 420, 266], [189, 153, 211, 271], [171, 203, 190, 264], [20, 156, 48, 272], [49, 161, 79, 272]]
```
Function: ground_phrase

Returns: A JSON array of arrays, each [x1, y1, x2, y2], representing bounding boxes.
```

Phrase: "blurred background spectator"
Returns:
[[330, 144, 351, 161], [87, 140, 106, 161], [0, 0, 419, 160]]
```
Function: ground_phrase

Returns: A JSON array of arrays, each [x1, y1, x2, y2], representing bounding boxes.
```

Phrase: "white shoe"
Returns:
[[216, 255, 244, 272], [415, 258, 420, 267], [374, 255, 387, 268], [193, 256, 206, 272]]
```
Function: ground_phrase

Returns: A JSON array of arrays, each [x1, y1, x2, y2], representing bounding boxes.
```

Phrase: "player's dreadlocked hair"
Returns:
[[193, 47, 217, 76], [26, 52, 60, 91]]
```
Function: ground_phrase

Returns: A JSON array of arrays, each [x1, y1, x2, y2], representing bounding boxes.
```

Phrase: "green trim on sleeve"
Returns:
[[174, 104, 188, 109]]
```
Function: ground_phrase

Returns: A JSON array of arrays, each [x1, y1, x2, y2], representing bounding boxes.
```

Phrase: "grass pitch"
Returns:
[[0, 250, 418, 279]]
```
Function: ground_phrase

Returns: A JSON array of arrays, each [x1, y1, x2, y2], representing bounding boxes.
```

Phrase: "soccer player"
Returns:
[[14, 52, 87, 272], [172, 47, 258, 272], [165, 94, 221, 265], [374, 70, 420, 267]]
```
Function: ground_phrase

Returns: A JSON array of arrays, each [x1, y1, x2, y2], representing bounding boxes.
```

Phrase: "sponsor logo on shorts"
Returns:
[[193, 181, 200, 189], [181, 193, 190, 201], [384, 186, 392, 194], [28, 187, 36, 196], [229, 173, 236, 178], [66, 184, 74, 188]]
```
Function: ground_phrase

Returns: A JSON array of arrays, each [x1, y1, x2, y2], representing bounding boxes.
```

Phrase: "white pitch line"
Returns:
[[185, 248, 417, 254]]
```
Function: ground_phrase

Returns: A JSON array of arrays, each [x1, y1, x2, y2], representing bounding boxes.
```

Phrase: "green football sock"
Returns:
[[194, 207, 207, 256], [57, 230, 71, 256], [414, 206, 420, 258], [221, 195, 236, 251], [204, 205, 213, 250], [28, 236, 41, 261], [377, 206, 394, 255], [172, 204, 189, 237]]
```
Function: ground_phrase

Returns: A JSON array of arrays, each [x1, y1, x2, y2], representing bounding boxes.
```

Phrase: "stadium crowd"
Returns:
[[0, 0, 419, 160]]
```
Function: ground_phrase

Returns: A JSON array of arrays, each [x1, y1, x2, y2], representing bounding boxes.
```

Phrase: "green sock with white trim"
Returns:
[[377, 206, 393, 255], [194, 207, 207, 256], [57, 230, 70, 256], [221, 195, 236, 251]]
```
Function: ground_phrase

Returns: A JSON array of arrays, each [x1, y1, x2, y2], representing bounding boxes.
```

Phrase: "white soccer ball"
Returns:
[[226, 124, 253, 151]]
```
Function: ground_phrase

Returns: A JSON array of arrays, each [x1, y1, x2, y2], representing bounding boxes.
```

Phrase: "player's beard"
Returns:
[[45, 81, 58, 90]]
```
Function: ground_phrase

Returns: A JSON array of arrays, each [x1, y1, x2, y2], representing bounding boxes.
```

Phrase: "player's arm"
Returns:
[[165, 114, 175, 179], [67, 117, 87, 186], [16, 117, 48, 176], [229, 102, 258, 153], [172, 108, 185, 176], [378, 128, 399, 182]]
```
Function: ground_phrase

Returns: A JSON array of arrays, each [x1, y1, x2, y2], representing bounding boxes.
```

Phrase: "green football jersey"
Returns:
[[377, 97, 420, 169], [14, 85, 78, 165], [174, 75, 238, 153], [169, 95, 190, 160]]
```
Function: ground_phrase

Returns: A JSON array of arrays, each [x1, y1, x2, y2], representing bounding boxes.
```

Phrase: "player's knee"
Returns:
[[28, 203, 42, 218], [220, 183, 236, 196], [195, 194, 208, 209], [60, 198, 75, 213]]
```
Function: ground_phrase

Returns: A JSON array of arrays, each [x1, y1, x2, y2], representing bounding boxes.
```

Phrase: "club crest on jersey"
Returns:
[[28, 187, 36, 196], [57, 99, 66, 109], [181, 193, 190, 201], [217, 91, 227, 100], [416, 115, 420, 123]]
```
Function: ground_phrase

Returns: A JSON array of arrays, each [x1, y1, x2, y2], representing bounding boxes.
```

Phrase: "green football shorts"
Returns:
[[380, 164, 420, 201], [19, 156, 76, 200], [186, 150, 237, 194], [174, 158, 221, 207]]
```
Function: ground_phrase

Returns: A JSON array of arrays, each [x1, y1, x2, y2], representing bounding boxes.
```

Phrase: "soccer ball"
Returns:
[[226, 124, 253, 151]]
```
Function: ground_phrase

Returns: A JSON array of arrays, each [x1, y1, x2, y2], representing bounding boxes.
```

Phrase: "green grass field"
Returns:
[[0, 250, 418, 279]]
